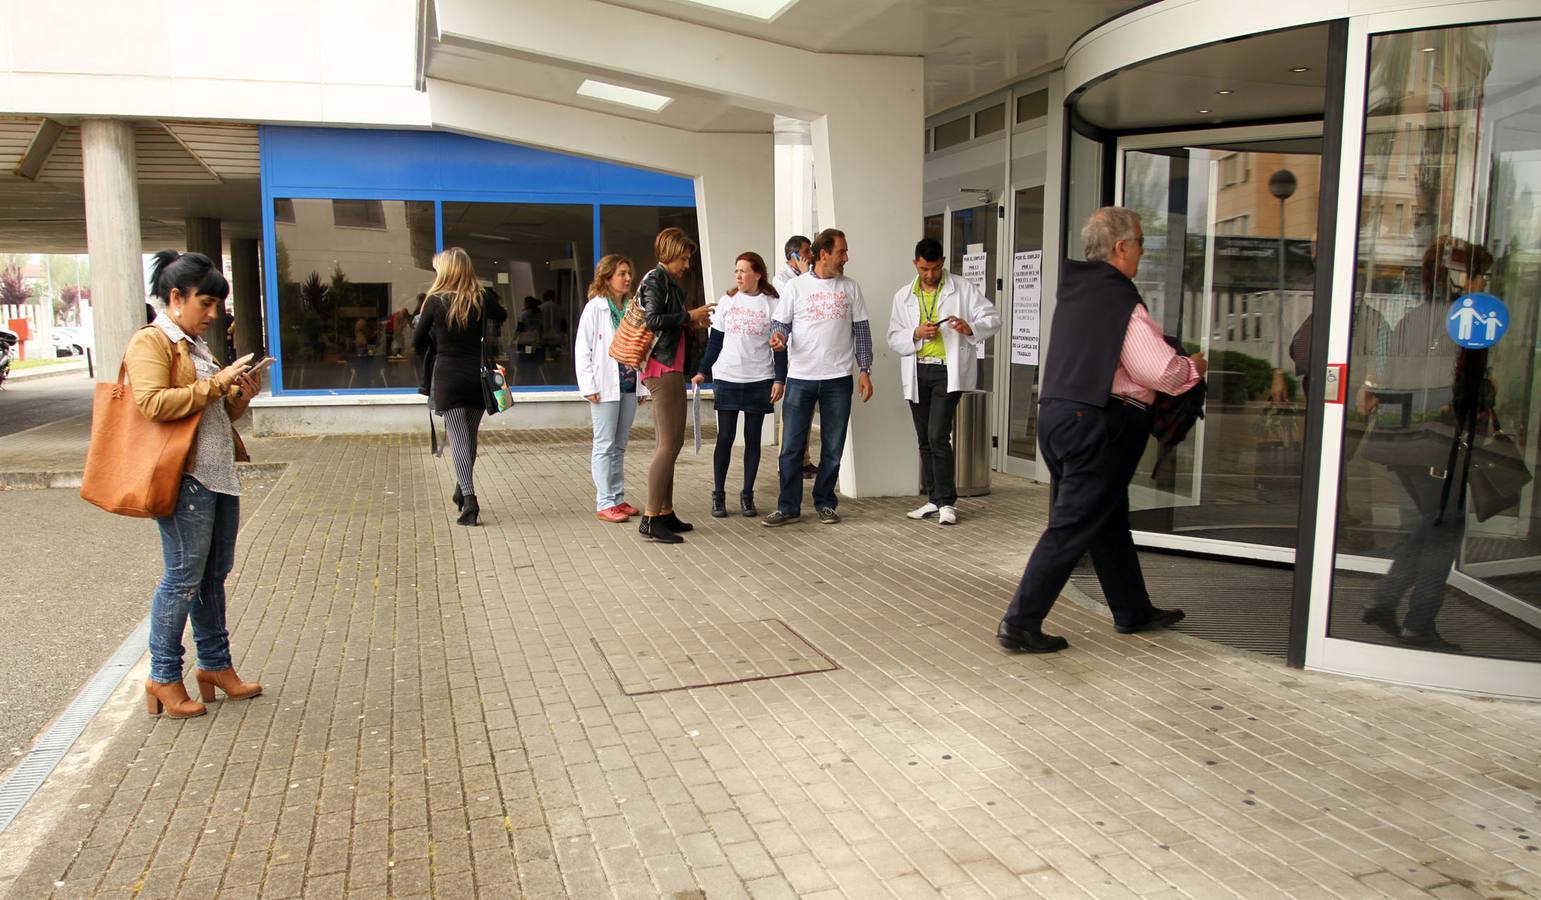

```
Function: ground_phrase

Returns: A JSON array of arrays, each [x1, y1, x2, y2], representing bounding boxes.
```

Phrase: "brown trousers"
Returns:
[[643, 372, 686, 514]]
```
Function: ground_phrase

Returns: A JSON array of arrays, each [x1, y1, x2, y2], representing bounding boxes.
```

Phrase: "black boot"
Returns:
[[457, 494, 480, 526], [639, 515, 683, 544], [740, 491, 757, 518], [711, 491, 728, 518], [658, 511, 693, 533], [452, 485, 464, 510]]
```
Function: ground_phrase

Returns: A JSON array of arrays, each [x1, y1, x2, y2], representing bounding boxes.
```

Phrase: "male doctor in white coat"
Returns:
[[886, 237, 1001, 525]]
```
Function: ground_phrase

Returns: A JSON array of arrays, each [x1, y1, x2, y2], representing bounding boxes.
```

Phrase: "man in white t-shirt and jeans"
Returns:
[[764, 228, 875, 526]]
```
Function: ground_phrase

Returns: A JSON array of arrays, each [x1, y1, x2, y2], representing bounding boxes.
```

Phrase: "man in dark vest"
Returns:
[[996, 207, 1208, 653]]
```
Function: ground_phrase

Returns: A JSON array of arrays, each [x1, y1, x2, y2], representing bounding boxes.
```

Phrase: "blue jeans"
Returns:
[[777, 376, 853, 515], [589, 393, 639, 510], [150, 475, 238, 683]]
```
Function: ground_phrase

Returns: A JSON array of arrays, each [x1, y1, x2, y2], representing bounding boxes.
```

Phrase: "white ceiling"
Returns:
[[428, 0, 1144, 133], [1074, 25, 1332, 131], [604, 0, 1141, 114]]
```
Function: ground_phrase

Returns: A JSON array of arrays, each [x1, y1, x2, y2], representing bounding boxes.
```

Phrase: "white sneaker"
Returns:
[[907, 502, 939, 520], [938, 505, 958, 525]]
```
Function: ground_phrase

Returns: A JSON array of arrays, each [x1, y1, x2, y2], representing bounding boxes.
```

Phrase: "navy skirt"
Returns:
[[712, 378, 774, 414]]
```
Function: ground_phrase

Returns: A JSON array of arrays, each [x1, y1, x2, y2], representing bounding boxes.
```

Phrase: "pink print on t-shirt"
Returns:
[[805, 289, 852, 322], [723, 303, 770, 336]]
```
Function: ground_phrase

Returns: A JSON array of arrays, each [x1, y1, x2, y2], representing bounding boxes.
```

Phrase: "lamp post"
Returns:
[[1268, 169, 1297, 373]]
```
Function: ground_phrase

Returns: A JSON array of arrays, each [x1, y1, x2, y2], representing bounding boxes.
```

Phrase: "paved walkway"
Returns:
[[1, 428, 1538, 899]]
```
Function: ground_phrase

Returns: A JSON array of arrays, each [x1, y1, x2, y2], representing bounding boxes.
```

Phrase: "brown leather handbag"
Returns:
[[80, 354, 203, 518]]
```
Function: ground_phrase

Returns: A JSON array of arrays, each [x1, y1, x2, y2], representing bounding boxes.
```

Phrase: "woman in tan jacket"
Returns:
[[127, 250, 263, 718]]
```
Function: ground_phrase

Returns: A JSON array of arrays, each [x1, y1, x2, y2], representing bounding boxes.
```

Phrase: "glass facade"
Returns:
[[260, 127, 698, 395], [1330, 21, 1541, 661], [442, 202, 595, 389], [272, 198, 435, 391]]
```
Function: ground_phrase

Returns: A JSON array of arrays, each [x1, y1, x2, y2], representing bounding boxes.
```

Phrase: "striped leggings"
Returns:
[[442, 406, 484, 496]]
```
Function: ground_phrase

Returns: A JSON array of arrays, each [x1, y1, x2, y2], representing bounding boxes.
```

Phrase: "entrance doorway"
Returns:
[[1117, 131, 1324, 557]]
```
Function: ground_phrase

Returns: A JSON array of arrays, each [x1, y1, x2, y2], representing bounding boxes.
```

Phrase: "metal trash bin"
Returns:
[[953, 390, 991, 497]]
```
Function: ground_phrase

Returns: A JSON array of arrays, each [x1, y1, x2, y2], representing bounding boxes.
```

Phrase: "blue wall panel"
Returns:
[[263, 126, 694, 203]]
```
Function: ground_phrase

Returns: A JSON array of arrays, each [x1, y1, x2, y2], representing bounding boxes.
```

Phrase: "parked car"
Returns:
[[52, 327, 90, 358]]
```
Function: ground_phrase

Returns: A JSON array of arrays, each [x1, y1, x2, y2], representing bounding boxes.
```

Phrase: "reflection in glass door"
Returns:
[[1006, 187, 1044, 462], [950, 205, 998, 393], [1328, 20, 1541, 666], [1120, 138, 1323, 549]]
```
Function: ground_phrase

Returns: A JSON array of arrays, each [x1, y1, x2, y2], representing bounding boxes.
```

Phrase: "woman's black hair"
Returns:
[[147, 250, 230, 302]]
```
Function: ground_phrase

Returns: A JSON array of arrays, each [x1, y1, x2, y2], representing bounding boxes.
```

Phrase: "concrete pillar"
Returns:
[[774, 116, 817, 244], [81, 119, 143, 378], [185, 216, 227, 358], [230, 238, 263, 359], [812, 87, 926, 499]]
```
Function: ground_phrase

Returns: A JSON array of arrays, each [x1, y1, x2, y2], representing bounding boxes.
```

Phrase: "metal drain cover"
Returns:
[[594, 618, 837, 696]]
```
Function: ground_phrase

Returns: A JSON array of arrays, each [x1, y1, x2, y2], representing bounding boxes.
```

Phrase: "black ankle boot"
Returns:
[[453, 485, 464, 510], [457, 494, 479, 526], [711, 491, 728, 518], [639, 515, 683, 544], [658, 511, 693, 533], [740, 491, 757, 517]]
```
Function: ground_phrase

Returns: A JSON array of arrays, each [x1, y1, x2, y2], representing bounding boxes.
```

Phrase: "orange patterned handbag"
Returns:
[[607, 294, 654, 369]]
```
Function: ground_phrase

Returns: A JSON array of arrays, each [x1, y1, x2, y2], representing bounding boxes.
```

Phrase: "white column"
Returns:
[[774, 116, 816, 243], [811, 81, 926, 499], [81, 119, 143, 377]]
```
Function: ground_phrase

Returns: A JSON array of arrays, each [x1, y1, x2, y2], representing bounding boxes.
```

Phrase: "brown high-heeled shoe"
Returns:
[[145, 679, 207, 718], [195, 667, 263, 702]]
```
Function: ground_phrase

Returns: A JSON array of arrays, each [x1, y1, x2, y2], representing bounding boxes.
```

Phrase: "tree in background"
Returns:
[[59, 284, 90, 326], [0, 265, 33, 307]]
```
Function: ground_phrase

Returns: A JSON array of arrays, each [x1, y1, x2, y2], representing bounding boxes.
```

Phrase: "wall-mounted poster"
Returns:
[[1011, 250, 1041, 365]]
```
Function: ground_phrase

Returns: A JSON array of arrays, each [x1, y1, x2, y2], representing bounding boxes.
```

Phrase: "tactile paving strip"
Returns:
[[593, 618, 838, 696]]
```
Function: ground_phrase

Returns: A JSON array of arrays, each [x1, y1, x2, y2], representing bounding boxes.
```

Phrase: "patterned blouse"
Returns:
[[152, 315, 241, 496]]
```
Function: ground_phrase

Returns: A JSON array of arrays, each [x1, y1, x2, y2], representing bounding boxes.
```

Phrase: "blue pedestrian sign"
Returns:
[[1446, 292, 1509, 350]]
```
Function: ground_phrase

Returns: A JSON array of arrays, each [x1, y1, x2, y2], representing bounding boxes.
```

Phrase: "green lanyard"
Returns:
[[913, 274, 944, 323]]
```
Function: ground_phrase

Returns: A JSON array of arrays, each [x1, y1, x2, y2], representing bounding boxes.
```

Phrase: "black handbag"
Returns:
[[478, 304, 511, 416], [1466, 422, 1532, 522]]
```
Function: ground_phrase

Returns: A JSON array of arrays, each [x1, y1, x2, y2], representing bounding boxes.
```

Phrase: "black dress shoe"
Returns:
[[1398, 628, 1462, 653], [996, 621, 1069, 653], [740, 491, 757, 518], [639, 515, 683, 544], [1115, 607, 1185, 634], [1360, 604, 1400, 638], [452, 485, 464, 510], [456, 494, 480, 526], [657, 511, 693, 533], [711, 491, 728, 518]]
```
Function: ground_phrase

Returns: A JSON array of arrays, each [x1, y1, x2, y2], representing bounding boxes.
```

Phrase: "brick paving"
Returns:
[[1, 428, 1539, 898]]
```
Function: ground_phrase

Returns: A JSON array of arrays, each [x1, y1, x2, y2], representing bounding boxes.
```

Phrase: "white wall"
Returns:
[[0, 0, 428, 125]]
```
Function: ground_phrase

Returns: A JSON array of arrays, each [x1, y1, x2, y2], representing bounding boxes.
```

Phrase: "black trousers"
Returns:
[[1003, 398, 1156, 630], [909, 364, 962, 507]]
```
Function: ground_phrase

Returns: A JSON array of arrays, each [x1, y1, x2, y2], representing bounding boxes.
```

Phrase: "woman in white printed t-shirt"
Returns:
[[692, 252, 788, 518], [575, 254, 650, 523]]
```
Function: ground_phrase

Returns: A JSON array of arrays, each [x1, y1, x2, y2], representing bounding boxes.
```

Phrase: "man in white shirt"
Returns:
[[886, 237, 1001, 525], [764, 228, 875, 527], [771, 234, 812, 295]]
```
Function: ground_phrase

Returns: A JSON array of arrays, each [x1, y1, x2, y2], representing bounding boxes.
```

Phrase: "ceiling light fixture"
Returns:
[[677, 0, 798, 21], [1197, 108, 1212, 115], [1420, 46, 1437, 52], [1215, 89, 1234, 95], [1289, 66, 1310, 73], [577, 79, 672, 112]]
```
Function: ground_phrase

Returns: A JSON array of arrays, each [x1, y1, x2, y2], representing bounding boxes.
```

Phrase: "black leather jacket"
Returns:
[[638, 264, 696, 371]]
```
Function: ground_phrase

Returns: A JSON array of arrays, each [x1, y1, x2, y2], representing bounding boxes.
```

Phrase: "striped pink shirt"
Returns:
[[1111, 304, 1200, 404]]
